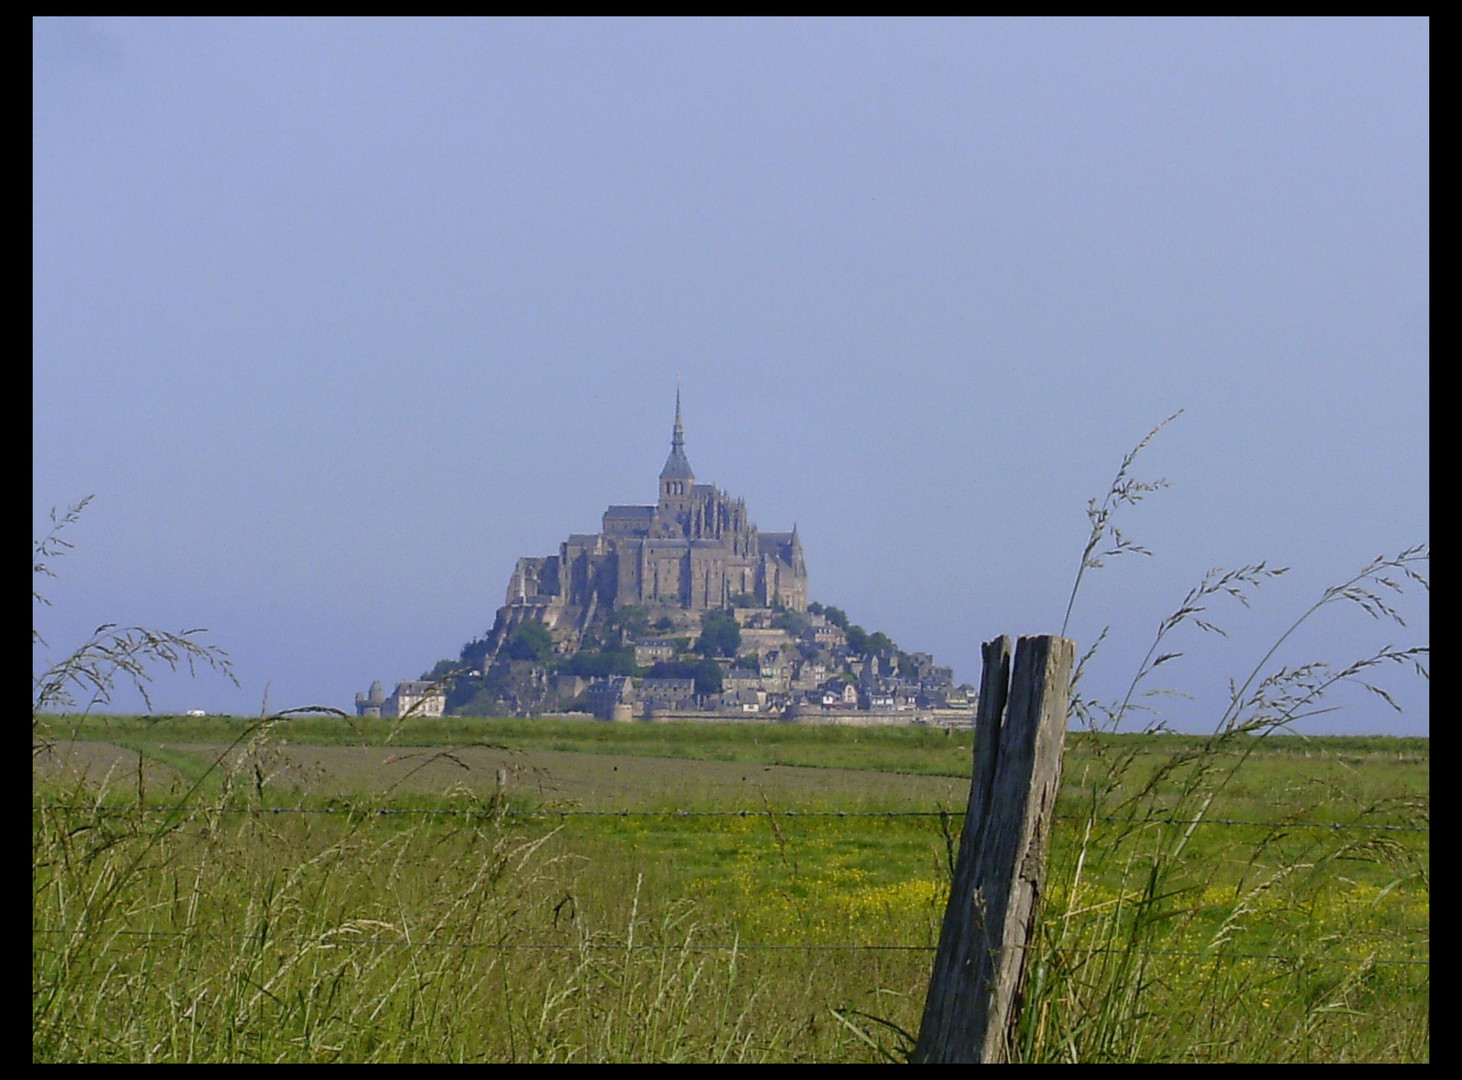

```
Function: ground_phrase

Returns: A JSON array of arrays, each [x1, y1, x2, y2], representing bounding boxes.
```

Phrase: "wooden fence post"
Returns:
[[911, 633, 1075, 1063]]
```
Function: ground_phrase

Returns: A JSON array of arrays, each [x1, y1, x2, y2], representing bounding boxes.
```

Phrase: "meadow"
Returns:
[[33, 715, 1428, 1062], [32, 431, 1428, 1061]]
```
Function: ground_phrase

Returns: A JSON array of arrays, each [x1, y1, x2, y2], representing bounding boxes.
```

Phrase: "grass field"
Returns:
[[33, 715, 1428, 1062]]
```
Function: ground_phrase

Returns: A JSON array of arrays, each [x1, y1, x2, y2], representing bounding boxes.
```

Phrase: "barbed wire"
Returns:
[[29, 926, 1427, 966], [32, 803, 1430, 832]]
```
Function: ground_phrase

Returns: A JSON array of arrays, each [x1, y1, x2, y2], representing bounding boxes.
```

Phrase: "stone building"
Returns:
[[638, 677, 697, 712], [585, 675, 636, 721], [632, 638, 680, 667], [355, 679, 446, 719], [492, 391, 808, 651], [355, 680, 387, 717]]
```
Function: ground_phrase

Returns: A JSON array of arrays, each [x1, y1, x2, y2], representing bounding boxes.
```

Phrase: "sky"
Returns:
[[33, 17, 1428, 735]]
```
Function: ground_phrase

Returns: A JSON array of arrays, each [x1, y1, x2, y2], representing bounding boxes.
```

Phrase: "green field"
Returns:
[[33, 715, 1428, 1062]]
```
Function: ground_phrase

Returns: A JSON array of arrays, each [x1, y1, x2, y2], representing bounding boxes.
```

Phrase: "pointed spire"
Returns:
[[672, 381, 684, 455], [659, 383, 694, 482]]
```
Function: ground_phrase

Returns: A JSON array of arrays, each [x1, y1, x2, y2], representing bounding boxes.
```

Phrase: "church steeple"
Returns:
[[659, 385, 695, 485]]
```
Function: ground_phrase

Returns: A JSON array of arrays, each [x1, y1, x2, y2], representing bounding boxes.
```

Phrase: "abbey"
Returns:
[[495, 391, 807, 647]]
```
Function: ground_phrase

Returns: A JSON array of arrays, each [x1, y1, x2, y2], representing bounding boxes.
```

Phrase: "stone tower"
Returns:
[[656, 385, 695, 536]]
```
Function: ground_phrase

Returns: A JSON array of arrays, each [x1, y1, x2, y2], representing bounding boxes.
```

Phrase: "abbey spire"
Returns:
[[659, 384, 695, 484]]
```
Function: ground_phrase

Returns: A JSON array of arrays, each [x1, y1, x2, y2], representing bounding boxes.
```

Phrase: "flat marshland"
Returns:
[[33, 716, 1428, 1062]]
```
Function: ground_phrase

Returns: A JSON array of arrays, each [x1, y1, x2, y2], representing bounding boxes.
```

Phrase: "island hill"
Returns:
[[374, 393, 974, 723]]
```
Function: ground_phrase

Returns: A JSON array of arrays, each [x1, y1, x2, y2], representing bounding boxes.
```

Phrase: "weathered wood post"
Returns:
[[911, 634, 1075, 1063]]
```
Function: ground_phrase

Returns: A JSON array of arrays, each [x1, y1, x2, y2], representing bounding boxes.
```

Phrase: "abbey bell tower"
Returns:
[[657, 386, 695, 527]]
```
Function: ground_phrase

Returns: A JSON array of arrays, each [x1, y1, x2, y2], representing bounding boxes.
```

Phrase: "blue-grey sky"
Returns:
[[34, 17, 1428, 734]]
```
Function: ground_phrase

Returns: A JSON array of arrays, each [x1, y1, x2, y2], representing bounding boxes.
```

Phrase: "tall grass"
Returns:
[[1008, 416, 1428, 1062], [34, 765, 930, 1061], [29, 500, 873, 1062]]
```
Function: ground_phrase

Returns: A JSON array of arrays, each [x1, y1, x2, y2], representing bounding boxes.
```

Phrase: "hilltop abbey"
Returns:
[[493, 391, 807, 649]]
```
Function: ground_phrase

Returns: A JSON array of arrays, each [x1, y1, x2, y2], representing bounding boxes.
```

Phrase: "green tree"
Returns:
[[772, 607, 809, 637], [420, 658, 459, 683], [695, 609, 741, 658], [845, 625, 868, 656], [606, 604, 651, 642], [445, 672, 487, 714], [823, 606, 849, 630], [501, 620, 553, 664], [645, 660, 692, 680], [691, 658, 723, 696], [557, 646, 638, 678], [645, 657, 723, 696], [458, 637, 491, 670]]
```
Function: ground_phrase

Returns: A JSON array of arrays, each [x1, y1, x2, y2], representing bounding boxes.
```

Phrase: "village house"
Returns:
[[723, 666, 763, 694], [632, 638, 681, 667], [638, 677, 697, 712], [802, 619, 847, 651], [859, 685, 896, 711], [815, 679, 858, 709], [355, 679, 446, 719], [790, 659, 827, 691], [724, 687, 766, 713], [585, 676, 636, 720]]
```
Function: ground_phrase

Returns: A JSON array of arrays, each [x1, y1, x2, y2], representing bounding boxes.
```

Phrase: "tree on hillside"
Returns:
[[867, 631, 895, 656], [646, 657, 724, 696], [501, 620, 553, 664], [446, 672, 487, 714], [692, 658, 724, 696], [420, 658, 460, 683], [606, 604, 651, 642], [459, 637, 491, 670], [772, 606, 809, 637], [556, 646, 637, 678], [695, 609, 741, 658]]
